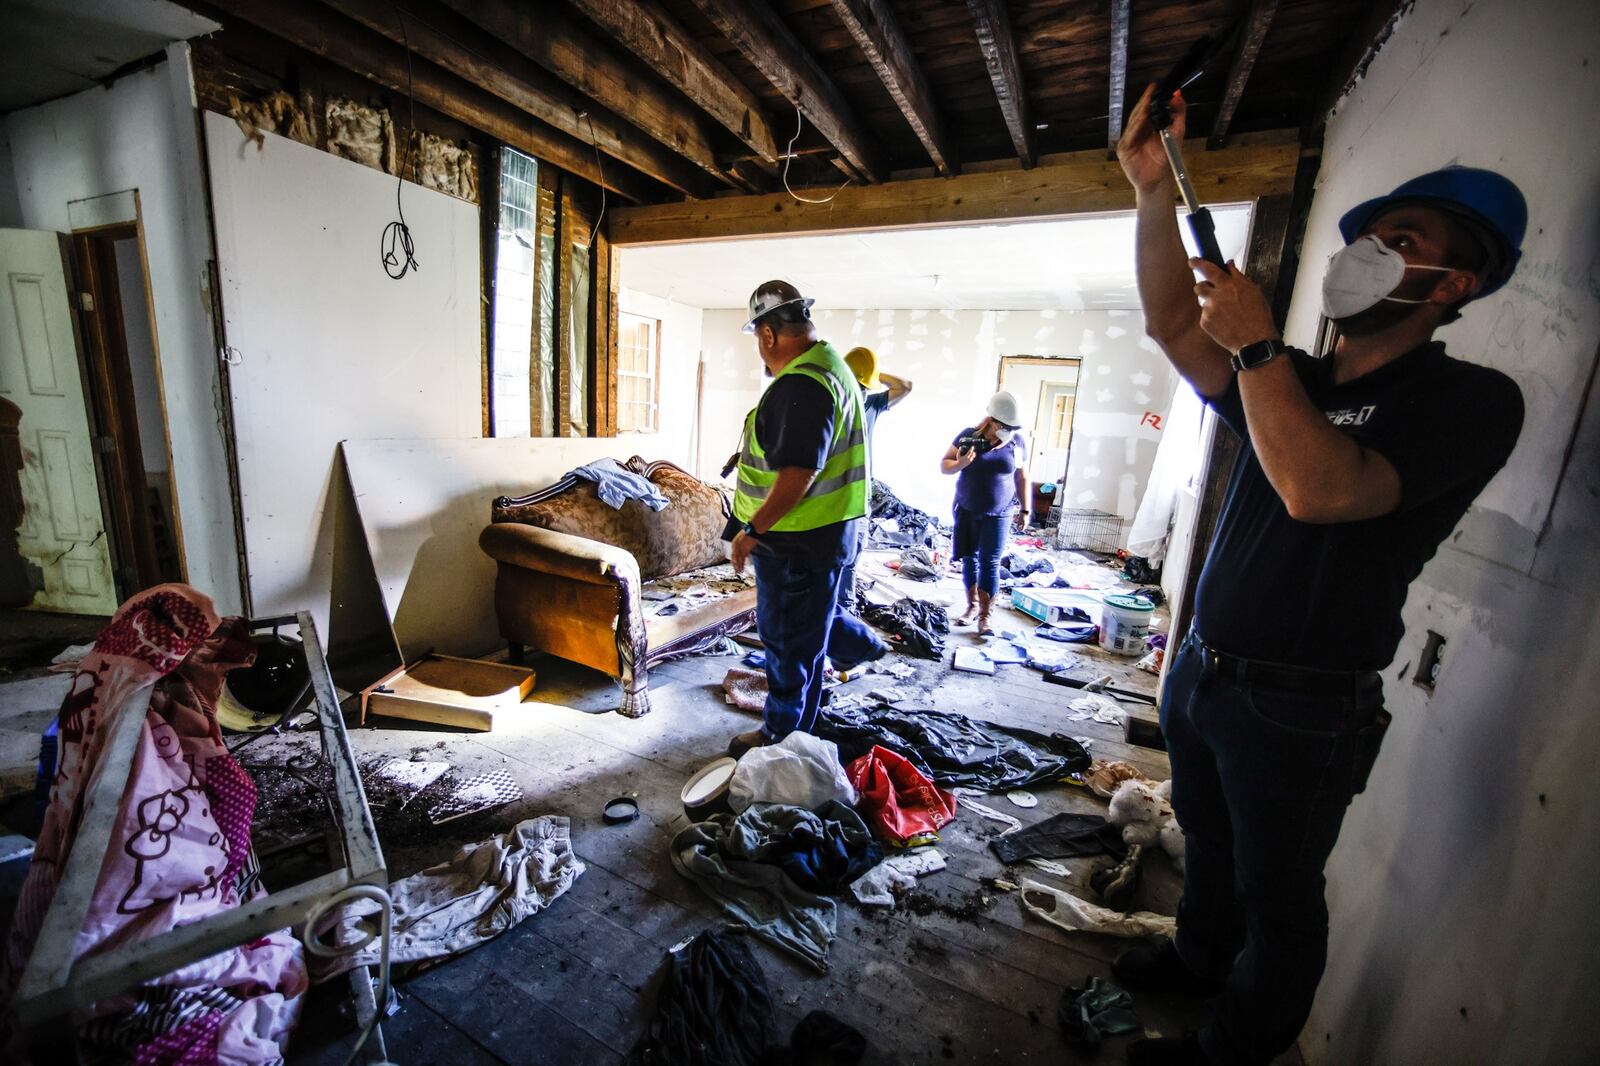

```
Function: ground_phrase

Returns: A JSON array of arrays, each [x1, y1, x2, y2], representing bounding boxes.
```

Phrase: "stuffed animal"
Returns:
[[1108, 778, 1185, 871]]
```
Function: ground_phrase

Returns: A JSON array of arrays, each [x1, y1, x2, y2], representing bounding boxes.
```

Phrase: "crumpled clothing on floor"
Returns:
[[1019, 879, 1176, 938], [1059, 977, 1141, 1046], [858, 596, 949, 659], [851, 848, 946, 907], [670, 804, 856, 972], [892, 546, 941, 581], [869, 479, 938, 546], [846, 745, 958, 846], [736, 800, 881, 895], [628, 932, 866, 1066], [990, 810, 1128, 864], [815, 703, 1091, 791], [311, 816, 584, 981]]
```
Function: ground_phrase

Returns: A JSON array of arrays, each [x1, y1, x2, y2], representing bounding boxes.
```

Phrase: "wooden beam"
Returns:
[[688, 0, 887, 184], [204, 0, 663, 201], [1107, 0, 1130, 153], [1307, 0, 1410, 134], [566, 0, 780, 167], [965, 0, 1035, 169], [827, 0, 959, 176], [609, 133, 1300, 244], [318, 0, 720, 197], [439, 0, 735, 191], [1207, 0, 1278, 150]]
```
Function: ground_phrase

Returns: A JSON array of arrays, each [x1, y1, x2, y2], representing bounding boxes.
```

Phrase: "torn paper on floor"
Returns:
[[1019, 879, 1175, 938], [311, 816, 583, 981], [852, 848, 947, 907], [1070, 694, 1126, 725]]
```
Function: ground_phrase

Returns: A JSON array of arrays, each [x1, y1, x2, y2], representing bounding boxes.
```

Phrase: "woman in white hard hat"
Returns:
[[940, 390, 1029, 635]]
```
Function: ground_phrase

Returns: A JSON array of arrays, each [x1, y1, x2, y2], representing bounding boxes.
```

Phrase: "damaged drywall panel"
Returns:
[[1279, 0, 1600, 1062], [1, 45, 245, 614], [204, 111, 480, 633]]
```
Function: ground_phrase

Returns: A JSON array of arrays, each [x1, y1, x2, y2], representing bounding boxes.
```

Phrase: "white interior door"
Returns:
[[0, 229, 117, 614]]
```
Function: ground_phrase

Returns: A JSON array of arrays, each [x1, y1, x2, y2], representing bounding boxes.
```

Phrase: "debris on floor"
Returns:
[[1019, 878, 1176, 939], [851, 847, 947, 907], [722, 665, 768, 711], [990, 810, 1127, 864], [729, 730, 857, 812], [846, 744, 958, 846], [367, 758, 450, 809], [311, 816, 583, 981], [951, 646, 995, 674], [858, 595, 949, 659], [1059, 976, 1142, 1047], [426, 768, 523, 825]]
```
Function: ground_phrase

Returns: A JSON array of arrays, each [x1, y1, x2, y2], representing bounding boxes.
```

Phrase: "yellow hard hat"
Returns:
[[844, 346, 881, 389]]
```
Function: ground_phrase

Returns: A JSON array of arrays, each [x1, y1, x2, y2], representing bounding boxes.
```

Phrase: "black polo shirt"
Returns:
[[1194, 342, 1523, 671]]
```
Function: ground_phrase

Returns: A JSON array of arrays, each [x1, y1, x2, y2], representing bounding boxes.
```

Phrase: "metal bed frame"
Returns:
[[13, 611, 391, 1063]]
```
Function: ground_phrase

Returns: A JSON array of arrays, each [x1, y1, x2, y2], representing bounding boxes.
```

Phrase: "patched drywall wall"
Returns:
[[2, 46, 243, 612], [1280, 0, 1600, 1061], [697, 307, 1180, 542]]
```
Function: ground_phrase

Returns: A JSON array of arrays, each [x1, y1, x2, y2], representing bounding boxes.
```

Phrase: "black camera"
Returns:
[[956, 435, 991, 455]]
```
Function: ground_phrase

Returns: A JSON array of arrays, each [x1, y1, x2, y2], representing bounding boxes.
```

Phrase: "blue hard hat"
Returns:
[[1337, 165, 1527, 299]]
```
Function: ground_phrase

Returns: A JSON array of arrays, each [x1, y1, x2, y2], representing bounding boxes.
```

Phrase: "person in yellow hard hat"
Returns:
[[836, 347, 913, 618]]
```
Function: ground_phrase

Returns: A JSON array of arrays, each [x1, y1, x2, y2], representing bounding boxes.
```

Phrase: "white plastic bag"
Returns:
[[1019, 879, 1176, 938], [728, 730, 856, 812]]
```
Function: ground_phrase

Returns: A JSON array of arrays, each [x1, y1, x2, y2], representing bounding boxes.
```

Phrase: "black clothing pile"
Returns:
[[1058, 977, 1141, 1047], [990, 811, 1128, 864], [815, 704, 1091, 791], [629, 931, 865, 1066], [892, 546, 941, 581], [858, 596, 949, 659], [869, 479, 939, 546], [1001, 552, 1055, 579]]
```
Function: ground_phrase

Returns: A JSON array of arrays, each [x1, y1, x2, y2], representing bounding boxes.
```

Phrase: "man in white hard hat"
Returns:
[[724, 281, 877, 755]]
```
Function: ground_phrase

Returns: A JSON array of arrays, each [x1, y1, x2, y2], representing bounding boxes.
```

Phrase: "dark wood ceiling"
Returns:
[[200, 0, 1393, 203]]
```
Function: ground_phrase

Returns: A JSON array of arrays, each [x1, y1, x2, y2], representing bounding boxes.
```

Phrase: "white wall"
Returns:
[[698, 307, 1180, 539], [618, 287, 701, 469], [2, 46, 243, 612], [1281, 0, 1600, 1061], [205, 111, 482, 630]]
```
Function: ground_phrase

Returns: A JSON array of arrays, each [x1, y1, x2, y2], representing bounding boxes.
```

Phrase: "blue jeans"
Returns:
[[752, 552, 843, 739], [828, 526, 885, 667], [1161, 633, 1390, 1065], [954, 509, 1007, 596]]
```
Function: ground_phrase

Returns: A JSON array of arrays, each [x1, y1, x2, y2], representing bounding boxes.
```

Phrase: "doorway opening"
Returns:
[[71, 222, 183, 599]]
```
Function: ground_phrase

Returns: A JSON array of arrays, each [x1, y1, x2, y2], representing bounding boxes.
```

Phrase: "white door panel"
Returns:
[[0, 229, 117, 614]]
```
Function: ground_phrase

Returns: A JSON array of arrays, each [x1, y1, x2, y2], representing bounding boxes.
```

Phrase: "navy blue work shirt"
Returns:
[[1193, 342, 1523, 671]]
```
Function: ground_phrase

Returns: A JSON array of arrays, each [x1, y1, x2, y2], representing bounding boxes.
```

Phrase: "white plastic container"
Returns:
[[1099, 593, 1155, 656]]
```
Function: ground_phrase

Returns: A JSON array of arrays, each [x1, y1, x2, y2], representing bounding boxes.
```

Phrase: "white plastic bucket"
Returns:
[[1099, 593, 1155, 656]]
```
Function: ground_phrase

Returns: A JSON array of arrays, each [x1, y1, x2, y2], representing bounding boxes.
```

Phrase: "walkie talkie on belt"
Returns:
[[1147, 27, 1241, 268]]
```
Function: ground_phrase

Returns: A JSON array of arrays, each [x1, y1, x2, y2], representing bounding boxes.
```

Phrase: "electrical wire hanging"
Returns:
[[381, 11, 421, 280], [782, 102, 852, 205], [581, 111, 606, 246]]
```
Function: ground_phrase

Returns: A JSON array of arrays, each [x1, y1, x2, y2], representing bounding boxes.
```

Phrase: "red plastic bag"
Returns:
[[846, 745, 959, 845]]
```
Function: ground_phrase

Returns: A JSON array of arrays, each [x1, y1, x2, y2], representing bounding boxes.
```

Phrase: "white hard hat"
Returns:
[[986, 390, 1021, 428], [742, 280, 814, 333]]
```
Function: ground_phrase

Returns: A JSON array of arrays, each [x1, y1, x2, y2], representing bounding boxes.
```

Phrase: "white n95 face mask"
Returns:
[[1320, 235, 1461, 320]]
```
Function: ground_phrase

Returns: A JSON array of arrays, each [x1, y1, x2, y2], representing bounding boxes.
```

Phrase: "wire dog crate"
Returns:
[[1055, 508, 1124, 554]]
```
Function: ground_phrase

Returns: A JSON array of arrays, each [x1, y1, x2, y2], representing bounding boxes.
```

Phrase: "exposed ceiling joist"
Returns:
[[827, 0, 959, 177], [1208, 0, 1279, 149], [609, 133, 1301, 244], [202, 0, 662, 201], [687, 0, 888, 184], [1309, 0, 1412, 135], [439, 0, 739, 192], [566, 0, 780, 167], [1107, 0, 1131, 153], [965, 0, 1035, 169], [317, 0, 722, 197]]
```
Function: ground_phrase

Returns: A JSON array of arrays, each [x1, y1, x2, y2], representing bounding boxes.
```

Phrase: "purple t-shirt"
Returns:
[[952, 427, 1026, 515]]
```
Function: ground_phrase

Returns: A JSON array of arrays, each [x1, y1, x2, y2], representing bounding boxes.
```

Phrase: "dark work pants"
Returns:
[[1161, 632, 1389, 1066], [753, 551, 843, 739]]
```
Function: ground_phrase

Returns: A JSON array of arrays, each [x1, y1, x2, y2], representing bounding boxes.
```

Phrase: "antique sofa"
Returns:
[[478, 457, 757, 717]]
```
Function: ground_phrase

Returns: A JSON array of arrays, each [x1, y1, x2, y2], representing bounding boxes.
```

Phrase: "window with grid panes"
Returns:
[[617, 312, 660, 433]]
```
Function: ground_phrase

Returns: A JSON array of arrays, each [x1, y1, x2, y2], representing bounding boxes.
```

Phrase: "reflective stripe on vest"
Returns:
[[732, 341, 870, 531]]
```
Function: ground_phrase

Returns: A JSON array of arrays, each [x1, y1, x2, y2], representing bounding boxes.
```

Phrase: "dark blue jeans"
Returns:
[[752, 551, 844, 739], [954, 508, 1007, 596], [1161, 632, 1390, 1066]]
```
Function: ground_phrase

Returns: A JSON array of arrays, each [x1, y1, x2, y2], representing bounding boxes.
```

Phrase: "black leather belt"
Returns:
[[1188, 632, 1381, 700]]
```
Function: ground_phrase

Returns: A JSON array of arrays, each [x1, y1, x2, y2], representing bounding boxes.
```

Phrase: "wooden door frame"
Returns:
[[997, 354, 1082, 486], [69, 223, 164, 598]]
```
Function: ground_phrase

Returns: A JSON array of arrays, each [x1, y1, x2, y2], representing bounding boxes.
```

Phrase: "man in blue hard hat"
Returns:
[[1111, 85, 1527, 1066]]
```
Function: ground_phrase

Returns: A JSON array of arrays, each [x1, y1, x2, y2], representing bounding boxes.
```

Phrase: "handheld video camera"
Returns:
[[956, 435, 992, 455]]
